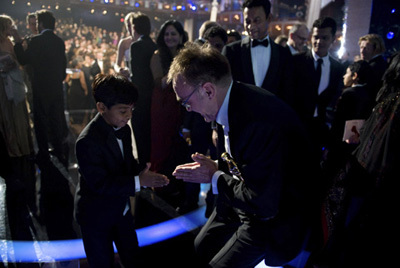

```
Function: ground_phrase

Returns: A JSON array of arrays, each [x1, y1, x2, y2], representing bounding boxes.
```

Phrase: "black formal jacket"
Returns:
[[330, 85, 375, 144], [368, 54, 388, 97], [130, 35, 157, 93], [292, 50, 345, 128], [90, 60, 101, 78], [216, 81, 319, 265], [74, 113, 142, 225], [222, 36, 295, 106], [14, 30, 66, 99]]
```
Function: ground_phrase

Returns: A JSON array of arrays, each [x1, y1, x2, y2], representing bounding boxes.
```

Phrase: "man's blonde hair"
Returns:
[[358, 33, 386, 54]]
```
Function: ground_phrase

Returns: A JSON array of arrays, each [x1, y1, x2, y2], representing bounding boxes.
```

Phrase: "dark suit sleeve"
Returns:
[[222, 42, 243, 83], [14, 41, 31, 66], [275, 45, 295, 106], [76, 136, 137, 197]]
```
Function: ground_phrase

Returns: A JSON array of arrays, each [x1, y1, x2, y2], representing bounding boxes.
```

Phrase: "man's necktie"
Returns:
[[316, 58, 323, 86], [252, 39, 269, 47], [222, 125, 231, 155]]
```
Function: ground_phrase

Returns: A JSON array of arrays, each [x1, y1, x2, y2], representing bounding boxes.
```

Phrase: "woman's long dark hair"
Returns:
[[376, 52, 400, 102], [156, 20, 188, 75]]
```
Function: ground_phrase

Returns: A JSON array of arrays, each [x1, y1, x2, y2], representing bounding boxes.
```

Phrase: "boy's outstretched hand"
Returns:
[[139, 163, 169, 188]]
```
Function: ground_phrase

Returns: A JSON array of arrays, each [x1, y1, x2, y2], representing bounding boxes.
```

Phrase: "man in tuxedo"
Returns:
[[170, 43, 319, 268], [222, 0, 294, 106], [287, 23, 309, 55], [358, 33, 388, 99], [12, 9, 74, 240], [129, 11, 157, 165], [13, 9, 68, 167], [90, 49, 104, 76], [292, 17, 345, 158]]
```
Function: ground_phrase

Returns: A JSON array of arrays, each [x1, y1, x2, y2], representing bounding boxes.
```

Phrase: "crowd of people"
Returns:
[[0, 0, 398, 266]]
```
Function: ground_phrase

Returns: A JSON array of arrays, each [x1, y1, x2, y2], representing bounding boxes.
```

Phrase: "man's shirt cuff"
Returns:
[[134, 176, 141, 192], [211, 170, 225, 194]]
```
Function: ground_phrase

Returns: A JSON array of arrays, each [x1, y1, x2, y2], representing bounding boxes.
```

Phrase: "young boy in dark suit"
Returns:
[[74, 73, 169, 267]]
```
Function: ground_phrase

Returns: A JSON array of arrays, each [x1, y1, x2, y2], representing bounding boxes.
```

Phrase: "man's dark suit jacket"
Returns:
[[130, 35, 158, 164], [292, 50, 345, 130], [90, 60, 101, 78], [213, 81, 318, 266], [222, 36, 294, 106], [14, 30, 66, 100], [368, 54, 388, 98], [330, 85, 375, 144], [130, 35, 157, 89], [14, 29, 69, 168], [74, 113, 142, 226]]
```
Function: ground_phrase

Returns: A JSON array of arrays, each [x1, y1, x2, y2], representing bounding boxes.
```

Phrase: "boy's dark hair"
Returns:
[[204, 25, 228, 44], [132, 12, 151, 36], [313, 17, 337, 37], [242, 0, 271, 18], [36, 9, 56, 30], [348, 60, 372, 85], [226, 29, 242, 41], [92, 73, 138, 108]]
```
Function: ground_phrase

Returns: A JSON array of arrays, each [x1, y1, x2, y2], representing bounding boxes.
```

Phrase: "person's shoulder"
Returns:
[[132, 36, 156, 48], [234, 81, 278, 101], [293, 50, 310, 59], [226, 37, 249, 49], [233, 81, 300, 123], [118, 36, 132, 48], [329, 54, 341, 64], [222, 38, 246, 57], [29, 32, 42, 43], [341, 86, 356, 95], [0, 38, 14, 53], [370, 54, 388, 68], [294, 51, 315, 68], [226, 39, 242, 47], [77, 115, 109, 144], [271, 41, 293, 60]]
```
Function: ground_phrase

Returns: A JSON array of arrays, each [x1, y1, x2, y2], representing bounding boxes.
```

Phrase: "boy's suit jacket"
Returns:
[[74, 113, 141, 225]]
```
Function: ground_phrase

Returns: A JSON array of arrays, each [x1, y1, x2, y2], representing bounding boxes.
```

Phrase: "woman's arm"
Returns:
[[79, 70, 89, 95], [150, 51, 169, 89]]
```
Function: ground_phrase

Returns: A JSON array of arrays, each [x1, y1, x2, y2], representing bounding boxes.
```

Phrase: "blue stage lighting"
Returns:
[[0, 207, 207, 263]]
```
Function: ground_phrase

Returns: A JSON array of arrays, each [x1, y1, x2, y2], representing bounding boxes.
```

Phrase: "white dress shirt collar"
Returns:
[[311, 49, 329, 66], [40, 29, 53, 34], [216, 81, 233, 130]]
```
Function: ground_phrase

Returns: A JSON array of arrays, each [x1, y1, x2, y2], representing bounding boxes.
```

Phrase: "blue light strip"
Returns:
[[137, 205, 207, 247], [0, 206, 207, 263]]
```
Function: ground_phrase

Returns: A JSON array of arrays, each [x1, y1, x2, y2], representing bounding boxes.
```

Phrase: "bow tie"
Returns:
[[114, 126, 129, 139], [252, 39, 269, 47]]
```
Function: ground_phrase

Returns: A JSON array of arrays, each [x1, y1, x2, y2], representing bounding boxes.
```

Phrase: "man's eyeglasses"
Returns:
[[294, 33, 307, 42], [180, 87, 198, 109]]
